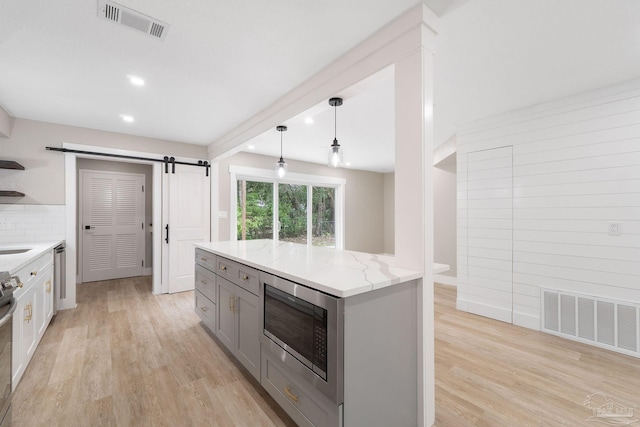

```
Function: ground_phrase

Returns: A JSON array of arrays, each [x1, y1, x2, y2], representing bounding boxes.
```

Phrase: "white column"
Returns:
[[394, 23, 436, 426]]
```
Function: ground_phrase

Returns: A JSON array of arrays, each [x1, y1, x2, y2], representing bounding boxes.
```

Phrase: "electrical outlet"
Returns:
[[608, 222, 622, 236], [0, 221, 9, 230], [218, 211, 228, 219]]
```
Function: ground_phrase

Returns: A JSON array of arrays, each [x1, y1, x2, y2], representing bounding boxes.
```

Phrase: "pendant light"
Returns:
[[275, 125, 288, 178], [328, 97, 343, 168]]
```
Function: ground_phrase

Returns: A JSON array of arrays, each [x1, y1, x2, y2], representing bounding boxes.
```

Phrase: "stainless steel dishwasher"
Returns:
[[0, 272, 18, 427], [54, 243, 65, 314]]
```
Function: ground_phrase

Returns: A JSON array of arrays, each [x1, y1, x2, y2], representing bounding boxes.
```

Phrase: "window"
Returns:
[[237, 180, 273, 240], [231, 166, 345, 249]]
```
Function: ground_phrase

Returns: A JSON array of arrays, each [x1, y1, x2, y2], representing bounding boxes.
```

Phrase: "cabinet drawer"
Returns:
[[261, 352, 340, 427], [195, 249, 217, 272], [195, 264, 216, 303], [216, 257, 260, 296], [14, 250, 53, 298], [195, 290, 216, 334]]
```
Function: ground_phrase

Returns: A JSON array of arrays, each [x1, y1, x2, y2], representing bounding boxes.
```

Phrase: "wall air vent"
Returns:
[[542, 288, 639, 359], [97, 0, 169, 41]]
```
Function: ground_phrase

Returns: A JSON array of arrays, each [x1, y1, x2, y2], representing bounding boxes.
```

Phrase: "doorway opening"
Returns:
[[77, 159, 152, 284]]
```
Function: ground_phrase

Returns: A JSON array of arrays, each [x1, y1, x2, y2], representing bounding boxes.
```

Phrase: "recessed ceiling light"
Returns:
[[304, 117, 314, 124], [127, 75, 145, 86], [120, 114, 134, 123], [247, 145, 255, 150]]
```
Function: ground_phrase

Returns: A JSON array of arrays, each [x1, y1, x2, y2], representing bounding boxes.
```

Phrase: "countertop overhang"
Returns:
[[195, 240, 449, 298], [0, 241, 63, 275]]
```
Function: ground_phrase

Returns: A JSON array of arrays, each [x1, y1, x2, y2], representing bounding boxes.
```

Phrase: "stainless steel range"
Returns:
[[0, 272, 17, 427]]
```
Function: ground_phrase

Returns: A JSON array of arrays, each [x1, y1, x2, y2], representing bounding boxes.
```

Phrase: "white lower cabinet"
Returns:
[[216, 276, 260, 380], [36, 264, 54, 341], [12, 284, 37, 388], [12, 250, 54, 390]]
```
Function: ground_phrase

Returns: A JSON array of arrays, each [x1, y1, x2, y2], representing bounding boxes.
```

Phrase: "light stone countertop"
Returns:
[[0, 241, 63, 275], [195, 239, 449, 298]]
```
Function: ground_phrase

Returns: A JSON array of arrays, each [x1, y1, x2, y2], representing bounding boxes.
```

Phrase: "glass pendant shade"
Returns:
[[328, 139, 343, 168], [276, 157, 287, 178]]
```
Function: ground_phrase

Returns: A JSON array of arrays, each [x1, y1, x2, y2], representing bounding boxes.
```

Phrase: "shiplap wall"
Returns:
[[457, 78, 640, 330]]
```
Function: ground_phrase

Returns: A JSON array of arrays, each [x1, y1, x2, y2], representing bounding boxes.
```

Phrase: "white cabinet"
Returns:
[[215, 276, 260, 380], [36, 264, 53, 341], [12, 283, 37, 387], [12, 250, 54, 390]]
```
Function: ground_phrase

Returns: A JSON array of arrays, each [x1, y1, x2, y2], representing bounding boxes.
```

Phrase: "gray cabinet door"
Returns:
[[235, 285, 260, 380], [216, 277, 235, 352]]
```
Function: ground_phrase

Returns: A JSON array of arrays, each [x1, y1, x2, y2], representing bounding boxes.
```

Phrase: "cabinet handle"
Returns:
[[46, 280, 52, 293], [31, 271, 37, 276], [201, 257, 208, 262], [17, 281, 23, 288], [220, 265, 227, 272], [242, 274, 249, 281], [283, 386, 299, 402], [200, 306, 208, 312], [24, 303, 32, 323], [200, 280, 207, 285], [228, 295, 234, 313]]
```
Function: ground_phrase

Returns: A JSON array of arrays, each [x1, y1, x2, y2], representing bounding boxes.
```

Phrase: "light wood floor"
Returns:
[[434, 283, 640, 426], [10, 278, 640, 426], [11, 276, 296, 427]]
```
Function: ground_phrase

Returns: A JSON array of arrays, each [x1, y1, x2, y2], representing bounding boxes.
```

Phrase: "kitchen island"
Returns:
[[194, 240, 448, 427]]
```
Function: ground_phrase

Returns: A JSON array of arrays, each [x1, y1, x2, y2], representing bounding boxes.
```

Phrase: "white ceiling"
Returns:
[[1, 0, 639, 172]]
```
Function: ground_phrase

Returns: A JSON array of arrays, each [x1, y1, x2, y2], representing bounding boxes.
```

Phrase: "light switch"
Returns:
[[608, 222, 622, 235]]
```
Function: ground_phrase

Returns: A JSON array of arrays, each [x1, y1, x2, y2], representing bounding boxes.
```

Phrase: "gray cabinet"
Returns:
[[195, 249, 260, 381], [194, 249, 217, 334], [216, 276, 260, 380]]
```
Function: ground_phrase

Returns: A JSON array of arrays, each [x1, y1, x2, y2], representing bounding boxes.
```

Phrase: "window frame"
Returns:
[[229, 165, 345, 249]]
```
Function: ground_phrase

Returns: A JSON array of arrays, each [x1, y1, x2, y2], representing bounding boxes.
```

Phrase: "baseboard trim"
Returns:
[[513, 311, 539, 330], [457, 297, 512, 323], [434, 274, 456, 286]]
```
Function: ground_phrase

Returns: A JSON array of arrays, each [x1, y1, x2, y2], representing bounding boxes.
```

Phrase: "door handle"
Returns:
[[165, 224, 169, 243]]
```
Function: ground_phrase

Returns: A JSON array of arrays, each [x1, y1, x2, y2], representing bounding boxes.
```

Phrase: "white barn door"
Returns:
[[164, 164, 210, 294], [80, 170, 145, 282]]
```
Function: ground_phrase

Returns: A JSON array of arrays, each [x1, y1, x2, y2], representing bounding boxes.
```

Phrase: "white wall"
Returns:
[[433, 163, 456, 277], [0, 106, 13, 138], [215, 151, 387, 254], [0, 118, 207, 205], [383, 173, 395, 255], [457, 78, 640, 330]]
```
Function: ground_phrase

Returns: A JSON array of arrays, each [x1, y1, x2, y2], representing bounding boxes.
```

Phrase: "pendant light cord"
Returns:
[[334, 103, 337, 140], [280, 130, 283, 158]]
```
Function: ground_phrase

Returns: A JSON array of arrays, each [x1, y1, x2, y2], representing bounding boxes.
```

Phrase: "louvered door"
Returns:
[[81, 170, 145, 282]]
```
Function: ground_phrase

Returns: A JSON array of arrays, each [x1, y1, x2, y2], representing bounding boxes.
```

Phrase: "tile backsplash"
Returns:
[[0, 204, 65, 243]]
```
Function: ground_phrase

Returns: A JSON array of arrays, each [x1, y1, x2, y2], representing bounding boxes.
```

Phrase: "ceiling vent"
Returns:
[[97, 0, 169, 41]]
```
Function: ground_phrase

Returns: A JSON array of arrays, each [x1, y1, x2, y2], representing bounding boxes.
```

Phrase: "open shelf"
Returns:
[[0, 160, 25, 170], [0, 191, 25, 197]]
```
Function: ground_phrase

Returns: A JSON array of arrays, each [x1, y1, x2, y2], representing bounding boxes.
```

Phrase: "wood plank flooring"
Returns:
[[11, 278, 640, 426], [11, 276, 296, 427], [434, 283, 640, 427]]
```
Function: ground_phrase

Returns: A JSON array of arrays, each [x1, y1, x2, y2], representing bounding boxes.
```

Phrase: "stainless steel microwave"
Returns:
[[260, 273, 344, 405]]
